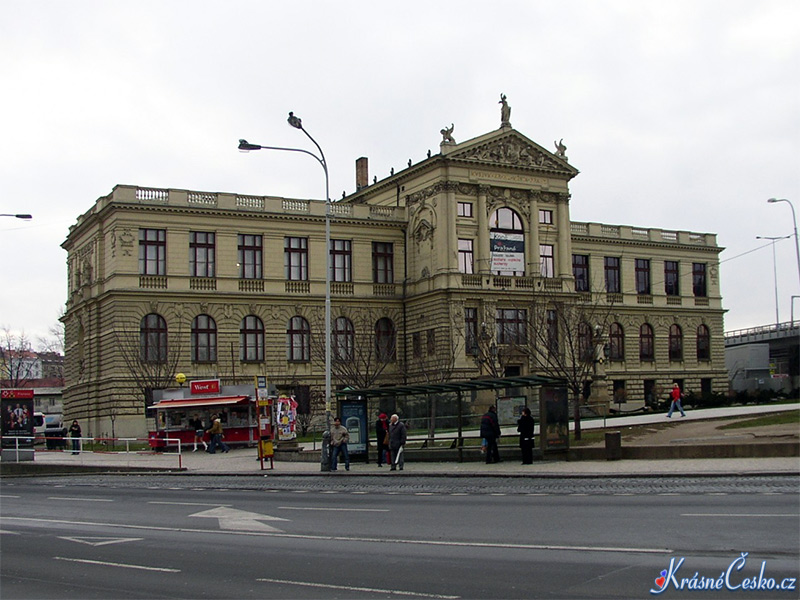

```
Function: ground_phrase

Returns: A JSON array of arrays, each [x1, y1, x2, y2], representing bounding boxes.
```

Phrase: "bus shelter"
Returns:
[[334, 374, 567, 461]]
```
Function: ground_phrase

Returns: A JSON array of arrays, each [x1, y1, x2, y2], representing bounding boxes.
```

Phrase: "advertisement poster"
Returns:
[[1, 390, 35, 449], [490, 232, 525, 273], [276, 396, 297, 441], [339, 399, 367, 454], [540, 386, 569, 452], [496, 396, 527, 426]]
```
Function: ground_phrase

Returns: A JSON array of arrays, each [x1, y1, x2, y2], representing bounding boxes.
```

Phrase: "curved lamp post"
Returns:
[[756, 235, 791, 327], [767, 198, 800, 288], [0, 214, 32, 219], [239, 112, 332, 470]]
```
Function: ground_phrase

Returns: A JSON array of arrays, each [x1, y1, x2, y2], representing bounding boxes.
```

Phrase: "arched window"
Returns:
[[489, 207, 525, 276], [287, 316, 310, 362], [697, 324, 711, 360], [332, 316, 354, 361], [191, 314, 217, 363], [639, 323, 654, 361], [140, 313, 167, 363], [609, 322, 625, 361], [669, 324, 683, 361], [578, 322, 593, 362], [240, 315, 264, 362], [375, 317, 396, 361]]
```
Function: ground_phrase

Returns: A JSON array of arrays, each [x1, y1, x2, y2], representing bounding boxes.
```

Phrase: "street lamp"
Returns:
[[767, 198, 800, 288], [756, 235, 791, 328], [239, 112, 332, 471], [0, 214, 32, 219]]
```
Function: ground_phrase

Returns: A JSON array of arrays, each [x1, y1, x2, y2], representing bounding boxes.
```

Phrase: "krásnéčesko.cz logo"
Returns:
[[650, 553, 797, 594]]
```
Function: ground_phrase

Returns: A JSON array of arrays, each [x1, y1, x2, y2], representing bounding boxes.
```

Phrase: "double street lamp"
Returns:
[[756, 235, 791, 327], [767, 198, 800, 288], [239, 113, 333, 470]]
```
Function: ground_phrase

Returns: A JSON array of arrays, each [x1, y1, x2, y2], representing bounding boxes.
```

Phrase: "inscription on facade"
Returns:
[[469, 170, 549, 187]]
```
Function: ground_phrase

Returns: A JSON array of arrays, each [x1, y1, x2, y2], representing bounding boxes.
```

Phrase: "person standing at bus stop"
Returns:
[[481, 405, 501, 464], [206, 415, 230, 454], [68, 420, 82, 455], [388, 414, 407, 471], [330, 417, 350, 471], [375, 413, 389, 467]]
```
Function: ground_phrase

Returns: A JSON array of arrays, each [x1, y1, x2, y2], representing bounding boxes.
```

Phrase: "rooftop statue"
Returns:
[[554, 138, 567, 158], [440, 123, 455, 144], [499, 94, 511, 127]]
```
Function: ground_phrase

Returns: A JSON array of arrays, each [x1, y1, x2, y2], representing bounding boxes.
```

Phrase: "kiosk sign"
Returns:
[[190, 379, 220, 395]]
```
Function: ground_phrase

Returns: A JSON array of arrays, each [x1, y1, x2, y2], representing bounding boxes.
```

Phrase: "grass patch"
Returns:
[[718, 410, 800, 430]]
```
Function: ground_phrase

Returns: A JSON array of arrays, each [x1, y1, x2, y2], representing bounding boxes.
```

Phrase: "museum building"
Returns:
[[61, 111, 727, 439]]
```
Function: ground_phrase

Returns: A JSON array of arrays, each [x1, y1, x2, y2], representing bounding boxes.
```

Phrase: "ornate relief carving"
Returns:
[[455, 137, 564, 171], [414, 219, 434, 243], [118, 228, 135, 256], [457, 183, 478, 196]]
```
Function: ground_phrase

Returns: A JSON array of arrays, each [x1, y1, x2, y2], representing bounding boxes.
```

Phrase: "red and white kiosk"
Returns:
[[148, 379, 261, 450]]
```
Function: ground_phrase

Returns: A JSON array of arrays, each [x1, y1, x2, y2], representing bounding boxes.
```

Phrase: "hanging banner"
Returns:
[[540, 386, 569, 452], [490, 232, 525, 273]]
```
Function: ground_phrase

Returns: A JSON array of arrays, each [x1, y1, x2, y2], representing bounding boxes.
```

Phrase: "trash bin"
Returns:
[[605, 431, 622, 461]]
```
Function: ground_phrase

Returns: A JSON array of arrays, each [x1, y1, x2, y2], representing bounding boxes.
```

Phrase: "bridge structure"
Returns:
[[725, 321, 799, 394]]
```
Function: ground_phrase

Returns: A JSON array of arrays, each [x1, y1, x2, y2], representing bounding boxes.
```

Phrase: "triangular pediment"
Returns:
[[445, 129, 578, 179]]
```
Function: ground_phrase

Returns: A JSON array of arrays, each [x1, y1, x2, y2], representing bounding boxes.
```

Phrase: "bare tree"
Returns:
[[113, 316, 184, 408], [0, 327, 37, 387]]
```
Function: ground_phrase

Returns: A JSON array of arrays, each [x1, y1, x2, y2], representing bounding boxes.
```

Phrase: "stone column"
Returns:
[[445, 182, 458, 273], [528, 192, 540, 276], [556, 193, 572, 278], [477, 186, 490, 274]]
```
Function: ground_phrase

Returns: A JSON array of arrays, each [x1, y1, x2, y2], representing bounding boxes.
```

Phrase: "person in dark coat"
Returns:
[[388, 414, 407, 471], [68, 420, 82, 455], [517, 406, 535, 464], [375, 413, 389, 467], [480, 405, 501, 464]]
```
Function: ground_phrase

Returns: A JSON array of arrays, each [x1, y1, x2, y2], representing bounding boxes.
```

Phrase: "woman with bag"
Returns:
[[388, 414, 407, 471]]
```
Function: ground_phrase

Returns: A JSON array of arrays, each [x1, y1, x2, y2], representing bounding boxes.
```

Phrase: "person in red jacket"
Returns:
[[667, 383, 686, 418]]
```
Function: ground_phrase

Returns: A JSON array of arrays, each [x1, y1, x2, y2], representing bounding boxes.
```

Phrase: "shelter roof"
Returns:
[[333, 374, 565, 399]]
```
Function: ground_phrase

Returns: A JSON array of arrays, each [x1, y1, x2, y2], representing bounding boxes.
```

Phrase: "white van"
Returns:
[[32, 412, 46, 444], [43, 414, 66, 449]]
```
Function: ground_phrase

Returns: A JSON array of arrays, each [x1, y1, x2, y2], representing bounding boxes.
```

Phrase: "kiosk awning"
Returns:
[[151, 395, 252, 409]]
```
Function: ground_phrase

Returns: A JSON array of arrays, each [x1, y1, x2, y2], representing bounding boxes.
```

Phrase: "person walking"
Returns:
[[375, 413, 389, 467], [388, 414, 407, 471], [480, 405, 501, 464], [189, 414, 207, 452], [330, 416, 350, 471], [667, 383, 686, 418], [517, 406, 535, 464], [206, 415, 230, 454], [68, 419, 82, 455]]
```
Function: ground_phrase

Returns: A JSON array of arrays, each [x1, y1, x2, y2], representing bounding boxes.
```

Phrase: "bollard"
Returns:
[[320, 430, 331, 472], [605, 431, 622, 461]]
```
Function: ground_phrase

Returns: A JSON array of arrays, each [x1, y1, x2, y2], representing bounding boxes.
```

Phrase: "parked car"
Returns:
[[43, 414, 67, 449]]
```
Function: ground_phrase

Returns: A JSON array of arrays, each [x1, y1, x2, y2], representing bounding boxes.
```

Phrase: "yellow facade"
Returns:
[[61, 126, 726, 438]]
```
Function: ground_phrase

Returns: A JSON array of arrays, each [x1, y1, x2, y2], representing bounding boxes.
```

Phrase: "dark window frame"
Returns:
[[287, 316, 311, 362], [240, 315, 264, 362], [664, 260, 679, 296], [372, 242, 394, 284], [669, 324, 683, 361], [191, 314, 217, 363], [635, 258, 651, 295], [238, 234, 263, 280], [139, 229, 166, 276], [140, 313, 167, 363], [639, 323, 654, 361], [190, 231, 216, 278], [604, 257, 621, 293], [284, 237, 309, 281], [573, 254, 590, 292]]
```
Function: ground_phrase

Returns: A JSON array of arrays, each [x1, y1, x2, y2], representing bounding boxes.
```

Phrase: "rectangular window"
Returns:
[[331, 239, 352, 282], [572, 254, 589, 292], [635, 259, 651, 295], [412, 332, 422, 359], [540, 244, 554, 278], [426, 329, 436, 355], [538, 209, 553, 224], [190, 231, 216, 278], [458, 239, 474, 274], [237, 234, 262, 279], [664, 260, 679, 296], [604, 257, 621, 293], [496, 308, 527, 345], [546, 309, 559, 355], [372, 242, 394, 284], [457, 202, 473, 217], [284, 237, 308, 281], [138, 228, 166, 275], [693, 263, 707, 297], [464, 307, 478, 355]]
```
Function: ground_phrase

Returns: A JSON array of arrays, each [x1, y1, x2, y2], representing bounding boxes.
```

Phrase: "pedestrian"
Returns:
[[517, 406, 535, 464], [388, 414, 407, 471], [68, 419, 82, 455], [667, 383, 686, 418], [375, 413, 390, 467], [189, 414, 207, 452], [330, 416, 350, 471], [480, 405, 501, 464], [206, 415, 230, 454]]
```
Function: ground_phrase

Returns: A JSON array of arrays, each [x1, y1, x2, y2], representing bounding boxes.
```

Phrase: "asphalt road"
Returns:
[[1, 475, 798, 599]]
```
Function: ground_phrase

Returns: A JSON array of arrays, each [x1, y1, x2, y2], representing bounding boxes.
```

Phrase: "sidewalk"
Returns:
[[3, 404, 799, 478]]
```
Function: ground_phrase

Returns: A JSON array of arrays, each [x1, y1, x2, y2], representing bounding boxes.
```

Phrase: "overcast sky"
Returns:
[[1, 0, 798, 345]]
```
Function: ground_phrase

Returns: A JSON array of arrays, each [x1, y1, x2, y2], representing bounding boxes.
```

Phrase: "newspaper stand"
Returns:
[[257, 390, 275, 470]]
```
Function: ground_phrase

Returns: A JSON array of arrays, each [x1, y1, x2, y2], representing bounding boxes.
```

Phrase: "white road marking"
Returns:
[[59, 536, 143, 546], [149, 501, 232, 507], [189, 506, 289, 532], [256, 577, 460, 599], [1, 516, 672, 554], [48, 497, 112, 502], [54, 556, 179, 572], [277, 506, 389, 512], [682, 513, 798, 518], [0, 495, 21, 499], [0, 529, 21, 535]]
